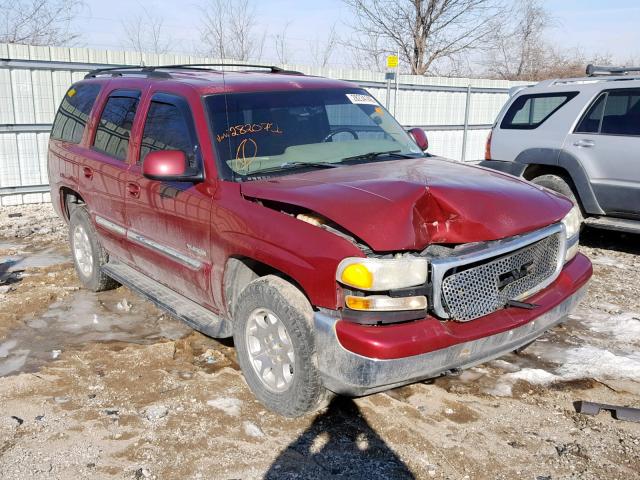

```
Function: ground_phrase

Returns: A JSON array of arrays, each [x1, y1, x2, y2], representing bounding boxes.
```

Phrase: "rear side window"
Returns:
[[575, 89, 640, 136], [501, 92, 578, 129], [93, 90, 140, 161], [51, 84, 101, 143], [139, 98, 199, 167]]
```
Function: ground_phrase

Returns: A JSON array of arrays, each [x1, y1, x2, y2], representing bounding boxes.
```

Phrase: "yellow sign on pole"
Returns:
[[386, 55, 399, 69]]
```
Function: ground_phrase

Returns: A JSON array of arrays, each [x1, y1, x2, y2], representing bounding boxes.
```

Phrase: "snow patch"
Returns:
[[207, 397, 242, 416], [557, 346, 640, 383], [582, 312, 640, 343]]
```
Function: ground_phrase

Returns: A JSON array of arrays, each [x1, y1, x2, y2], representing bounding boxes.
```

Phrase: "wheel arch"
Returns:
[[222, 255, 313, 320], [514, 149, 604, 215], [59, 186, 86, 222]]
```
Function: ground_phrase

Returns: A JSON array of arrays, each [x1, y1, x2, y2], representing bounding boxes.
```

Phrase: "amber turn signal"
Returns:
[[345, 294, 427, 311]]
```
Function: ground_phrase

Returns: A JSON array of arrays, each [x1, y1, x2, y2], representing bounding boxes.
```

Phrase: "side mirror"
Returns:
[[142, 150, 203, 182], [408, 127, 428, 151]]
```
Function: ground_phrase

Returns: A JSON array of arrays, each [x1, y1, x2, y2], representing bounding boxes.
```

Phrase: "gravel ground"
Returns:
[[0, 204, 639, 480]]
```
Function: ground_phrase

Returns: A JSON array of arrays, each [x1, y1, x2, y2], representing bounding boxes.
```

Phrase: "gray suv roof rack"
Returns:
[[85, 63, 301, 79], [586, 64, 640, 77]]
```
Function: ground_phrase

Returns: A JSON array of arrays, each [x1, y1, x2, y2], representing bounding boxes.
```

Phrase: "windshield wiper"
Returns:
[[247, 161, 342, 176], [341, 150, 415, 163]]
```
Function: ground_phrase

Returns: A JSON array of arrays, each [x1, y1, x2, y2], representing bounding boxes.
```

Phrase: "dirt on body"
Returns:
[[0, 204, 639, 479]]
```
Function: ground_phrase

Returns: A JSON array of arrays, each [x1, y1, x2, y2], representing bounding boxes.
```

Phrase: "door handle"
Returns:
[[127, 182, 141, 198], [83, 166, 93, 179], [573, 139, 595, 148]]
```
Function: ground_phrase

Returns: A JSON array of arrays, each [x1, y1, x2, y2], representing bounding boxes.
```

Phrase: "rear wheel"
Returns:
[[69, 207, 119, 292], [233, 275, 330, 417], [531, 174, 584, 222]]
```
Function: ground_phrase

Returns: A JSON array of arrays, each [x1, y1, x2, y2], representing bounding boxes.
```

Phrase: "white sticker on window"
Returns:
[[346, 93, 379, 106]]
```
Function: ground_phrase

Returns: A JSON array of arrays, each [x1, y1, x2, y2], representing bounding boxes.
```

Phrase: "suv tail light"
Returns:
[[484, 131, 492, 160]]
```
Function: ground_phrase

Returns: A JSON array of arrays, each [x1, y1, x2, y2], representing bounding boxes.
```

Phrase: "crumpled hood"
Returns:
[[240, 157, 572, 251]]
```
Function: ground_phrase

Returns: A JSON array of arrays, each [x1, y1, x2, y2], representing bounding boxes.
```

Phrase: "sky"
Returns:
[[74, 0, 640, 67]]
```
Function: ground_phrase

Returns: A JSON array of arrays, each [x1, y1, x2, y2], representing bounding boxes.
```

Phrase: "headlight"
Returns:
[[337, 257, 429, 291], [561, 205, 581, 261]]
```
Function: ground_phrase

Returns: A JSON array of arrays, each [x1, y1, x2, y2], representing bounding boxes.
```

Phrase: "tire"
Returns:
[[531, 174, 584, 222], [233, 275, 329, 417], [68, 207, 119, 292]]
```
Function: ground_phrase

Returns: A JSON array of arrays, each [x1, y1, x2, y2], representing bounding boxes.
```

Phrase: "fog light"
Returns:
[[345, 295, 427, 311]]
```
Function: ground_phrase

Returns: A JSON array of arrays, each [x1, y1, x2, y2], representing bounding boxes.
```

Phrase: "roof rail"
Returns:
[[84, 63, 302, 79], [84, 66, 172, 79], [586, 64, 640, 77], [158, 63, 303, 74]]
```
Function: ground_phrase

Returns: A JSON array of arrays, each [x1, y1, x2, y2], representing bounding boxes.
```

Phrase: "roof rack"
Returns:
[[586, 64, 640, 77], [84, 63, 302, 79], [84, 66, 172, 79], [158, 63, 302, 74]]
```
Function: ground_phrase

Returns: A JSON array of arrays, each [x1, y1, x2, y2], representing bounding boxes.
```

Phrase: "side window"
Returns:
[[140, 98, 199, 168], [601, 90, 640, 136], [92, 91, 140, 161], [501, 92, 578, 130], [574, 89, 640, 136], [51, 83, 101, 143], [575, 93, 606, 133]]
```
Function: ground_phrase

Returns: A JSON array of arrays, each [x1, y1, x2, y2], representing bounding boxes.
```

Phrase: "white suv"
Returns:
[[481, 64, 640, 234]]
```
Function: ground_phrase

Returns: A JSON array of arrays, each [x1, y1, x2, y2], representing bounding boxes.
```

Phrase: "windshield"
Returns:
[[205, 88, 423, 180]]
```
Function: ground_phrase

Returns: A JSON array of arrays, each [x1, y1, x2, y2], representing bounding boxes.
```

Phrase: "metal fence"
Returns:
[[0, 43, 527, 205]]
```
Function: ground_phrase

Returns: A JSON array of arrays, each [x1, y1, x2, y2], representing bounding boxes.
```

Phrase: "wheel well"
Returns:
[[522, 164, 570, 182], [60, 187, 85, 221], [222, 256, 309, 319], [522, 164, 585, 212]]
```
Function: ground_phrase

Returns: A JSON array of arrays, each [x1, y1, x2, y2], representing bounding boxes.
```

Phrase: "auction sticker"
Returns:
[[346, 93, 379, 106]]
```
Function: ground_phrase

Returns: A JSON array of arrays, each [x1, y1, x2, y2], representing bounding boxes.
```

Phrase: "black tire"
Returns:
[[233, 275, 329, 417], [68, 207, 119, 292], [531, 174, 584, 221]]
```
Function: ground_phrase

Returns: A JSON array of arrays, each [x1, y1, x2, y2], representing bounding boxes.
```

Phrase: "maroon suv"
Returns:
[[48, 65, 592, 417]]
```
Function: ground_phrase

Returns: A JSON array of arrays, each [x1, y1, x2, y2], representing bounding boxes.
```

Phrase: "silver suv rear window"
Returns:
[[501, 92, 578, 130]]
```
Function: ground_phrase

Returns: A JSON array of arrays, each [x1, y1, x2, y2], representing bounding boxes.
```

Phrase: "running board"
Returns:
[[584, 216, 640, 234], [102, 260, 232, 338]]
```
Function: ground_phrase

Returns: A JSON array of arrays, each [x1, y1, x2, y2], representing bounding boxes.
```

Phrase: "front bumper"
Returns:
[[315, 253, 591, 396]]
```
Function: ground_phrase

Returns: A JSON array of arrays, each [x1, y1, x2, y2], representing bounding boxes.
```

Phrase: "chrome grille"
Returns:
[[440, 232, 562, 322]]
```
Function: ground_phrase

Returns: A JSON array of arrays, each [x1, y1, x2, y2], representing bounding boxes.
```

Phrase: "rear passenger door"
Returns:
[[49, 82, 101, 214], [564, 88, 640, 218], [125, 93, 214, 307], [80, 88, 141, 262]]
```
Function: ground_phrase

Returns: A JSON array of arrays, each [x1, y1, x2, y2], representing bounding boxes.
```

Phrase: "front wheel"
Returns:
[[233, 275, 330, 417]]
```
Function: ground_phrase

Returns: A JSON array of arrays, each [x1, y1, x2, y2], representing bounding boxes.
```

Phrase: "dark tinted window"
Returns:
[[501, 92, 578, 129], [601, 90, 640, 135], [574, 89, 640, 136], [575, 93, 606, 133], [51, 84, 101, 143], [140, 100, 198, 167], [93, 91, 140, 161]]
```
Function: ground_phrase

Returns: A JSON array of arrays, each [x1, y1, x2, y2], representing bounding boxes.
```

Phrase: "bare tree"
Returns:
[[121, 8, 173, 56], [484, 0, 549, 80], [484, 1, 612, 80], [310, 24, 339, 67], [342, 0, 503, 75], [273, 21, 292, 64], [199, 0, 265, 61], [0, 0, 83, 45]]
